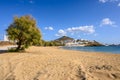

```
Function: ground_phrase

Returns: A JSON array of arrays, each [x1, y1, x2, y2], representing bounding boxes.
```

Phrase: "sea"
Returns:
[[62, 46, 120, 54]]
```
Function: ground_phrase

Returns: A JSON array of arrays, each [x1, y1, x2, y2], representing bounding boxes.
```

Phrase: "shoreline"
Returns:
[[0, 46, 120, 80], [60, 46, 120, 54]]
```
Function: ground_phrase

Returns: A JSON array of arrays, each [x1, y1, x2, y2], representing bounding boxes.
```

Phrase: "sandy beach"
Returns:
[[0, 46, 120, 80]]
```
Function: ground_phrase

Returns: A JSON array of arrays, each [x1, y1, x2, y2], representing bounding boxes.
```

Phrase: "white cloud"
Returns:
[[99, 0, 119, 3], [118, 3, 120, 6], [56, 25, 95, 37], [100, 18, 115, 26], [99, 0, 108, 3], [66, 25, 95, 34], [29, 0, 34, 4], [99, 0, 120, 7], [45, 27, 54, 30], [55, 29, 66, 36]]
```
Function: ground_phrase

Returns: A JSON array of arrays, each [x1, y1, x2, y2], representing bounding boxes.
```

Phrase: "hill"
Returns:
[[55, 36, 74, 41], [54, 36, 103, 46]]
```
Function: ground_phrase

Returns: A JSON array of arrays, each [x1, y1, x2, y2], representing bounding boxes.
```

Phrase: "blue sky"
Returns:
[[0, 0, 120, 44]]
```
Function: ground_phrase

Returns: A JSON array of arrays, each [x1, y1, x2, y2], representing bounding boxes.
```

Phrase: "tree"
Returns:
[[6, 15, 42, 51]]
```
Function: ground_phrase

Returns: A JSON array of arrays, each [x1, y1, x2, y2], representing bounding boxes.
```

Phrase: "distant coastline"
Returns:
[[62, 46, 120, 54]]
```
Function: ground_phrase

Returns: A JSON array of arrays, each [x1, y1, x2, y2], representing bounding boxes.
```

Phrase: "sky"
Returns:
[[0, 0, 120, 44]]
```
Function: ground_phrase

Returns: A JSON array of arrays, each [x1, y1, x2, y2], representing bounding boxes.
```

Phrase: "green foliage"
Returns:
[[38, 40, 64, 46], [8, 47, 18, 52], [6, 15, 42, 51], [8, 47, 25, 52]]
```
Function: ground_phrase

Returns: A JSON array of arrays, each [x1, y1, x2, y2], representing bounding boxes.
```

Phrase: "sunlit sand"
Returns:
[[0, 46, 120, 80]]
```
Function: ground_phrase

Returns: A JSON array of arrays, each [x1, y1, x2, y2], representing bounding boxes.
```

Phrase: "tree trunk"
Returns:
[[16, 41, 22, 51]]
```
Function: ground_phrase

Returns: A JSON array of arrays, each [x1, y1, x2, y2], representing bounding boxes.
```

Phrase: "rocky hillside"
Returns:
[[55, 36, 74, 42], [54, 36, 103, 46]]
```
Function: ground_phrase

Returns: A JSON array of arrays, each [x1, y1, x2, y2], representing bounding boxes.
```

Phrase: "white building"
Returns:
[[4, 35, 9, 41]]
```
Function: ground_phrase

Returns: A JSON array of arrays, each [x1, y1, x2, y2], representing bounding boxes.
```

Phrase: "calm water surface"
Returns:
[[62, 46, 120, 54]]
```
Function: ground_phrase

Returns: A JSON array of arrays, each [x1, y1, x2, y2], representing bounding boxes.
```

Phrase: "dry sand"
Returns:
[[0, 46, 120, 80]]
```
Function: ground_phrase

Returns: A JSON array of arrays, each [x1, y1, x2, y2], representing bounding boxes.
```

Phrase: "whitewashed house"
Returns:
[[4, 35, 9, 41]]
